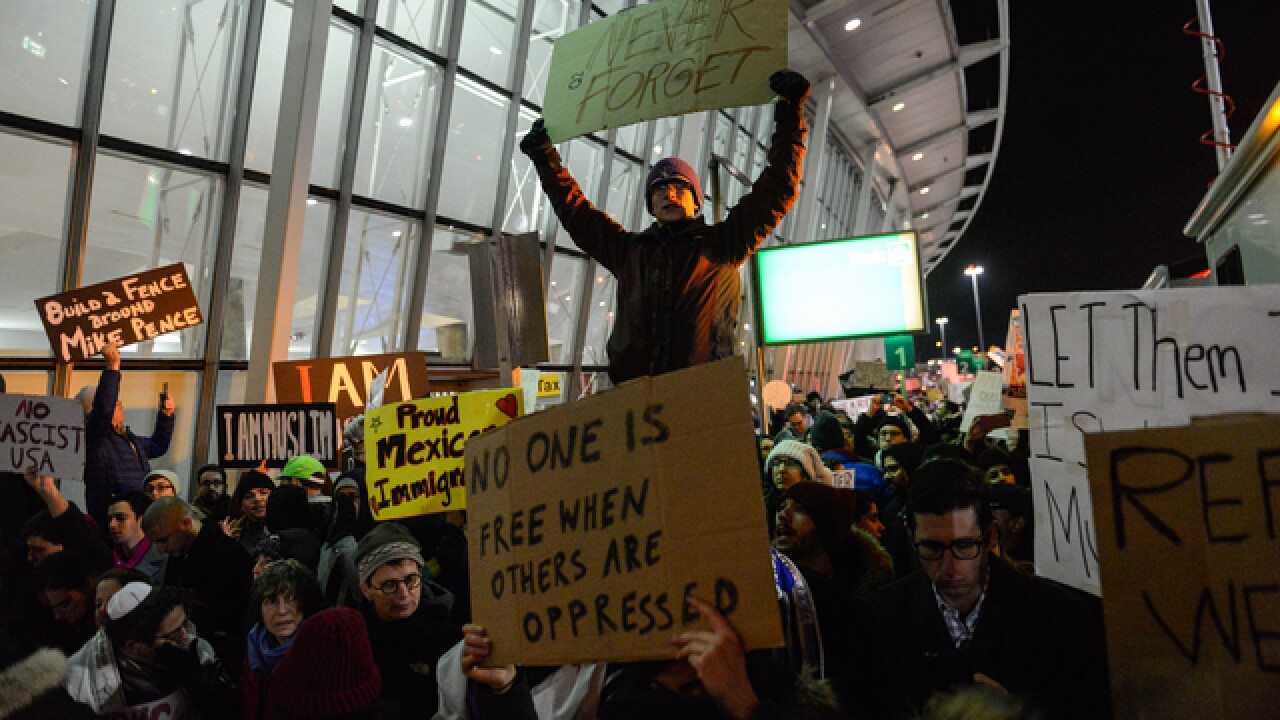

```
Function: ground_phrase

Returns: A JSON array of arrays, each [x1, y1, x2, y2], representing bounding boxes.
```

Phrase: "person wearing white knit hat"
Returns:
[[765, 439, 834, 490]]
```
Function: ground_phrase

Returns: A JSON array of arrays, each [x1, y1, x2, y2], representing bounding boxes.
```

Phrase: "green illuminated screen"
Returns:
[[754, 232, 926, 344]]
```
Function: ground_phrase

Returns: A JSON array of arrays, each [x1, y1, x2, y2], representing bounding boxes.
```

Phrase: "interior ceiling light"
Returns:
[[921, 213, 929, 219], [844, 17, 862, 31], [912, 152, 924, 161], [920, 186, 931, 195], [892, 102, 905, 112]]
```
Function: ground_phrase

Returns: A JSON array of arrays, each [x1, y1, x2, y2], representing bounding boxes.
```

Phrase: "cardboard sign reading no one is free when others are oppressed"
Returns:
[[34, 263, 203, 363], [465, 358, 782, 666]]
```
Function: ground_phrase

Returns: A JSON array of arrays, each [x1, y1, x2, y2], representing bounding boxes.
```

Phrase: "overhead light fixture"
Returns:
[[921, 213, 929, 219], [892, 102, 905, 112], [844, 17, 862, 31], [306, 198, 317, 206], [920, 186, 931, 195], [489, 46, 503, 55], [912, 152, 923, 161], [398, 117, 413, 127]]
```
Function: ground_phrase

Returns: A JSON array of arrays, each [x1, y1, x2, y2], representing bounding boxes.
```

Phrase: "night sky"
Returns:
[[917, 1, 1280, 359]]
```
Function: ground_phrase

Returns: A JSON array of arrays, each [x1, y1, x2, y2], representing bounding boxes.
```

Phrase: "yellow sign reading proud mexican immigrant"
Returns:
[[365, 389, 522, 520], [543, 0, 786, 142]]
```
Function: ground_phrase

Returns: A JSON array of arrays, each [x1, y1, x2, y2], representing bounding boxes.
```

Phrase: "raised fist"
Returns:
[[519, 118, 551, 155], [769, 70, 810, 105]]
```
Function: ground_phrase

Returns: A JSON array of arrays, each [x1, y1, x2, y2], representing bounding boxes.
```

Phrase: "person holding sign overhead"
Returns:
[[78, 341, 175, 524], [520, 70, 810, 385]]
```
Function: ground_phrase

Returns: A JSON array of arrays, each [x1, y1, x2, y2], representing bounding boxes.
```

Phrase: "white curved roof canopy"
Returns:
[[787, 0, 1009, 275]]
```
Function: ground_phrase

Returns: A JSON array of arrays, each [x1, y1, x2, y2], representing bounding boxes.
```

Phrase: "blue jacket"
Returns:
[[83, 369, 173, 520]]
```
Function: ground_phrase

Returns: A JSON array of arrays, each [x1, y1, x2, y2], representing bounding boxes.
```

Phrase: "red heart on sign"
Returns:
[[495, 393, 519, 419]]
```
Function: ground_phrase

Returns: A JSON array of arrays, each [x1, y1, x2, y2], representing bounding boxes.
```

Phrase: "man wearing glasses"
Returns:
[[847, 459, 1110, 719], [355, 522, 461, 718]]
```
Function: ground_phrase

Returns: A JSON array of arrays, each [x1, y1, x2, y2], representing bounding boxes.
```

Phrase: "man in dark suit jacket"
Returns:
[[848, 458, 1111, 719]]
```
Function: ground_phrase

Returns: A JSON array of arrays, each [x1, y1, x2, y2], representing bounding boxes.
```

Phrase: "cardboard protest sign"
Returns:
[[0, 394, 85, 481], [543, 0, 786, 142], [852, 361, 895, 391], [217, 403, 338, 469], [1084, 415, 1280, 719], [465, 358, 783, 666], [1020, 286, 1280, 595], [34, 263, 203, 363], [958, 371, 1005, 433], [364, 389, 522, 520], [1002, 309, 1028, 429], [273, 352, 429, 433]]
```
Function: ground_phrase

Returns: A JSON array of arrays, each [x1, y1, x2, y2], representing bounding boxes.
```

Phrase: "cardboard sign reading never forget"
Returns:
[[542, 0, 786, 142], [464, 358, 783, 665]]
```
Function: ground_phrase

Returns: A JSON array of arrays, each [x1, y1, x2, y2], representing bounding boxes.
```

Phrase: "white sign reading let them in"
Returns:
[[1019, 286, 1280, 596]]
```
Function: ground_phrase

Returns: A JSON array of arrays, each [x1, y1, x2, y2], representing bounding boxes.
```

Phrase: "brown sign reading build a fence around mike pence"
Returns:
[[34, 263, 203, 363]]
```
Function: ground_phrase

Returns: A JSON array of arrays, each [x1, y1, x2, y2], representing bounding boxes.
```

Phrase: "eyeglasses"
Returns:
[[914, 538, 986, 561], [371, 572, 422, 596], [146, 482, 174, 492], [155, 618, 194, 646]]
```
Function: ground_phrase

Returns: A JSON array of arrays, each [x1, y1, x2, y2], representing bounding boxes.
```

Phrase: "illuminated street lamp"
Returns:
[[964, 264, 985, 352], [935, 317, 949, 359]]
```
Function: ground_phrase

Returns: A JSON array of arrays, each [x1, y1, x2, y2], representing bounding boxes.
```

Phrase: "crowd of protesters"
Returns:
[[1, 354, 1110, 720], [1, 63, 1110, 716]]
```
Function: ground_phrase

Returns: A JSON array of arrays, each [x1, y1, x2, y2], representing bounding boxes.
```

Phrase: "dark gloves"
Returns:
[[519, 118, 551, 155], [770, 70, 810, 105]]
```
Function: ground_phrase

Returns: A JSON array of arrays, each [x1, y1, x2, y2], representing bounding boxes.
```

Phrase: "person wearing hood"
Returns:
[[879, 442, 927, 579], [519, 71, 809, 385], [0, 644, 96, 719], [810, 412, 885, 496], [224, 469, 276, 556], [263, 484, 324, 574]]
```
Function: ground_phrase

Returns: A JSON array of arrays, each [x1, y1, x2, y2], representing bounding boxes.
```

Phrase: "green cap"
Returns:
[[280, 455, 327, 484]]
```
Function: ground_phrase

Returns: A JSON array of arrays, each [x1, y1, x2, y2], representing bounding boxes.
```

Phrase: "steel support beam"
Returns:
[[244, 0, 332, 403]]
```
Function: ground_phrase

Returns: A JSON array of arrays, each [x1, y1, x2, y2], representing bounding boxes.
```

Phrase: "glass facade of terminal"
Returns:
[[0, 0, 896, 473]]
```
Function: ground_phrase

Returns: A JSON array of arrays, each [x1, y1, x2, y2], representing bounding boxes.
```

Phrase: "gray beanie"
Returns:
[[766, 440, 834, 484], [355, 523, 424, 586]]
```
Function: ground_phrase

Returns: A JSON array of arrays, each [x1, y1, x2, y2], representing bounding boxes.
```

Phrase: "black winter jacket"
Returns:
[[524, 107, 807, 385]]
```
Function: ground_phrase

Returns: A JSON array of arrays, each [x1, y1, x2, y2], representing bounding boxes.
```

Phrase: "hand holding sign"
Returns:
[[459, 624, 517, 692], [103, 340, 121, 371], [672, 596, 759, 720]]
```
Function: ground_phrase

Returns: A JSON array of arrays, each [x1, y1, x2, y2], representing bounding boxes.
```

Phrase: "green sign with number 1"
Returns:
[[884, 335, 916, 372]]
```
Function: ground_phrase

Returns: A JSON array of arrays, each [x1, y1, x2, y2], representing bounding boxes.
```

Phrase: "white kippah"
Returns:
[[106, 581, 153, 621]]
